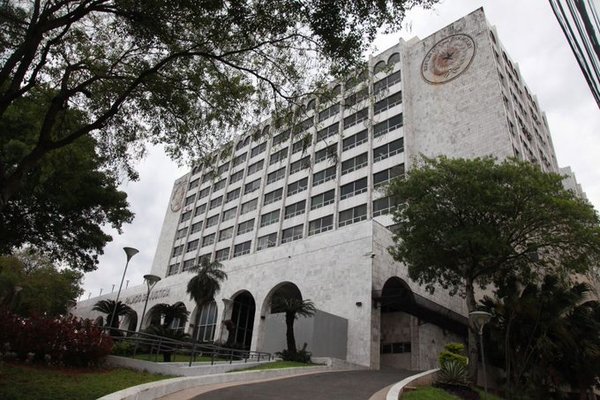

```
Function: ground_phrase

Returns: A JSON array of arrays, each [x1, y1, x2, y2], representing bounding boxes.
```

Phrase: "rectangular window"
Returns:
[[270, 147, 288, 165], [267, 167, 286, 185], [309, 215, 334, 235], [374, 92, 402, 115], [222, 207, 237, 221], [289, 156, 311, 175], [342, 129, 368, 152], [201, 173, 212, 184], [188, 179, 199, 190], [232, 153, 247, 167], [217, 163, 229, 176], [182, 259, 195, 272], [198, 187, 210, 199], [213, 178, 226, 192], [264, 188, 283, 205], [374, 114, 403, 138], [184, 194, 196, 206], [172, 245, 184, 257], [233, 241, 252, 257], [218, 227, 234, 241], [313, 166, 337, 186], [317, 122, 339, 142], [315, 145, 336, 164], [340, 177, 368, 200], [343, 108, 368, 129], [180, 211, 192, 223], [373, 138, 404, 162], [281, 224, 303, 243], [175, 227, 188, 240], [209, 196, 222, 210], [202, 233, 215, 247], [272, 130, 290, 146], [374, 164, 405, 187], [292, 139, 307, 154], [205, 214, 219, 228], [194, 203, 207, 216], [215, 247, 230, 262], [226, 188, 241, 203], [190, 221, 203, 234], [256, 233, 277, 251], [287, 177, 308, 196], [311, 190, 335, 210], [293, 118, 312, 135], [373, 197, 393, 217], [247, 159, 264, 176], [341, 152, 368, 175], [373, 71, 401, 94], [260, 210, 280, 227], [318, 103, 339, 122], [237, 219, 255, 235], [285, 200, 306, 219], [339, 204, 367, 227], [344, 87, 368, 108], [167, 263, 179, 276], [229, 170, 244, 184], [241, 198, 258, 214], [244, 178, 261, 194], [186, 239, 199, 253], [251, 141, 267, 158]]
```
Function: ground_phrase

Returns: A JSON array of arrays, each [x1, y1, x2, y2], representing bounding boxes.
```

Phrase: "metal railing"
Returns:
[[106, 328, 272, 367]]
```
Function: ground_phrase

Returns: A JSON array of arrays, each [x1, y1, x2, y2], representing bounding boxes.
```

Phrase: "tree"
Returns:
[[147, 302, 189, 330], [272, 296, 316, 356], [186, 257, 227, 342], [0, 249, 83, 316], [387, 156, 600, 383], [481, 275, 600, 399], [92, 299, 134, 331], [0, 0, 437, 210], [0, 94, 133, 270]]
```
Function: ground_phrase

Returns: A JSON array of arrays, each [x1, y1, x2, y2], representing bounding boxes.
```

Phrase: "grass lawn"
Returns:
[[402, 386, 504, 400], [131, 353, 230, 363], [230, 360, 319, 372], [0, 363, 172, 400]]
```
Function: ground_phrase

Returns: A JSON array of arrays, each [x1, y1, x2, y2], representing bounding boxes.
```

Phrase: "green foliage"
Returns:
[[436, 360, 469, 386], [276, 348, 312, 363], [402, 386, 462, 400], [147, 302, 190, 329], [439, 343, 468, 368], [271, 297, 316, 355], [92, 300, 135, 330], [111, 341, 135, 357], [0, 364, 170, 400], [0, 250, 83, 317]]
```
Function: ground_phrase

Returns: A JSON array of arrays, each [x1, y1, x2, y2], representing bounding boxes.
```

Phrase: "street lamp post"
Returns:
[[133, 274, 161, 357], [469, 310, 492, 396], [108, 247, 139, 333]]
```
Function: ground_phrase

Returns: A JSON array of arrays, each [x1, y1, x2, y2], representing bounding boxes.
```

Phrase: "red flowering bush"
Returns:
[[0, 308, 112, 367]]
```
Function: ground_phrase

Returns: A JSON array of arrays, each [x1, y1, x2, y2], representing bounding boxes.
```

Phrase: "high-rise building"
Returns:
[[74, 8, 572, 370]]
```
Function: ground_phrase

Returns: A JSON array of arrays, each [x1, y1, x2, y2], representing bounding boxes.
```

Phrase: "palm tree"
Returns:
[[92, 299, 134, 331], [147, 302, 190, 330], [186, 257, 227, 342], [272, 296, 316, 355]]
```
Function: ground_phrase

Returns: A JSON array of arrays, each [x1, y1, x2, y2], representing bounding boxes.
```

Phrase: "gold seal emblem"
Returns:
[[421, 34, 476, 84]]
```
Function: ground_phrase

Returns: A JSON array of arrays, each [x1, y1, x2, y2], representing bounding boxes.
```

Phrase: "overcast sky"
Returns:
[[80, 0, 600, 300]]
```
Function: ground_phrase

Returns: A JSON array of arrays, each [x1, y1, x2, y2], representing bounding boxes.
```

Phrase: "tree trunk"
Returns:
[[465, 279, 479, 385], [285, 312, 297, 354]]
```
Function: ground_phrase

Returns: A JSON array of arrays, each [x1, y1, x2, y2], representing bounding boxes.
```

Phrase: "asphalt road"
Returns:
[[192, 369, 413, 400]]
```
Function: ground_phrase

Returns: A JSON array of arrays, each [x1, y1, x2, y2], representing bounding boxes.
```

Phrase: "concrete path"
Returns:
[[185, 369, 413, 400]]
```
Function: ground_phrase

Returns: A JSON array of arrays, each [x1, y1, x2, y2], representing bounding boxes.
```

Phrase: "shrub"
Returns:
[[277, 343, 312, 363], [0, 308, 112, 367], [437, 360, 469, 386], [439, 342, 468, 368], [111, 340, 135, 357]]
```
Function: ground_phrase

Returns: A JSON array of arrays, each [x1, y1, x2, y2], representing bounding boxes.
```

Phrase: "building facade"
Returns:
[[75, 8, 567, 370]]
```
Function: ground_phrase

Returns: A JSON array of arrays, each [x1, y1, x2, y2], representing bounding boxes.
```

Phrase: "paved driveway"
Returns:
[[192, 369, 413, 400]]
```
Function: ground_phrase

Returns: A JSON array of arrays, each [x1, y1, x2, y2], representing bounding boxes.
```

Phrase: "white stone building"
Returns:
[[74, 8, 570, 370]]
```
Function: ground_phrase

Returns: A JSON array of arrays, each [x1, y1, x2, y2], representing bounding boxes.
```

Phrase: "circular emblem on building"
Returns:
[[421, 34, 476, 84], [170, 180, 186, 213]]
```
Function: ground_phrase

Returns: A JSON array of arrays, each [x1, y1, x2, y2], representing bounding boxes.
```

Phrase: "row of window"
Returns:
[[173, 196, 394, 263]]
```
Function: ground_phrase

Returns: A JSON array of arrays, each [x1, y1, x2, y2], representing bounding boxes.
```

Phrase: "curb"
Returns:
[[385, 369, 439, 400]]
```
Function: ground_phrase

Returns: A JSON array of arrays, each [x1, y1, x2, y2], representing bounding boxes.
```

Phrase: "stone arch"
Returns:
[[260, 281, 303, 317], [306, 99, 316, 111], [332, 84, 341, 96], [387, 52, 400, 65], [380, 277, 416, 314], [229, 290, 256, 350], [124, 310, 138, 333], [190, 300, 218, 342], [373, 60, 387, 74]]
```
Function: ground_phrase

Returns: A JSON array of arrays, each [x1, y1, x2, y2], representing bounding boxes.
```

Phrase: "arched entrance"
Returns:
[[124, 311, 138, 333], [230, 291, 256, 350], [190, 300, 218, 342], [269, 282, 303, 313]]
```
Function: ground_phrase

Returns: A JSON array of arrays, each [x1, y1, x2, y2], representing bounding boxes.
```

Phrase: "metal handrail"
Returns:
[[106, 328, 271, 366]]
